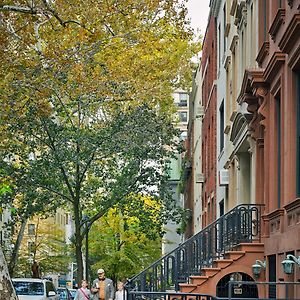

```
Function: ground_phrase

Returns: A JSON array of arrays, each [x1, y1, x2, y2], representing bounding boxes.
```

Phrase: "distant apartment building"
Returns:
[[183, 64, 204, 236], [18, 208, 72, 280], [162, 90, 189, 254]]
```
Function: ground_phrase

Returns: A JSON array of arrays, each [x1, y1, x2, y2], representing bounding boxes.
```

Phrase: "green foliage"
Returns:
[[0, 0, 200, 281], [14, 217, 70, 277], [89, 201, 162, 282]]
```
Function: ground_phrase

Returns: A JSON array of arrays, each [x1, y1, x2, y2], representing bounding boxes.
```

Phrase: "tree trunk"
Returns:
[[74, 202, 84, 285], [0, 246, 18, 300], [8, 218, 27, 277]]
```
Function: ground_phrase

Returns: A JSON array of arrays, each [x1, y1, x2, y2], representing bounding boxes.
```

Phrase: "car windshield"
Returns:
[[13, 281, 44, 296]]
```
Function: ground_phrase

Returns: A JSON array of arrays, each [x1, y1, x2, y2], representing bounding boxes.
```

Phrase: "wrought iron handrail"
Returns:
[[125, 204, 264, 293], [128, 291, 217, 300], [127, 282, 300, 300]]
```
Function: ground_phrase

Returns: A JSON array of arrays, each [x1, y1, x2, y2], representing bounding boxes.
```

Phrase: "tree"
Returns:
[[0, 156, 63, 277], [1, 101, 183, 283], [0, 247, 18, 300], [0, 0, 198, 283], [0, 184, 17, 300], [89, 195, 163, 283], [14, 216, 70, 277]]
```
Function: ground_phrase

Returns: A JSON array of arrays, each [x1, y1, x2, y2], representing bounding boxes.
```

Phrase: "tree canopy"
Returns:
[[0, 0, 199, 282]]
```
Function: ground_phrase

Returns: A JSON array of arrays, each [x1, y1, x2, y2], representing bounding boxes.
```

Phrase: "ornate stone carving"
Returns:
[[238, 70, 269, 139], [269, 9, 286, 41], [256, 87, 268, 127]]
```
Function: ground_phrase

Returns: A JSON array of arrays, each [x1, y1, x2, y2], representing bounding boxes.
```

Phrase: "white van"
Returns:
[[12, 278, 59, 300]]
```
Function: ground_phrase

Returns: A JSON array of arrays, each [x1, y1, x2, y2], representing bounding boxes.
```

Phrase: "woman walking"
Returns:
[[75, 280, 92, 300]]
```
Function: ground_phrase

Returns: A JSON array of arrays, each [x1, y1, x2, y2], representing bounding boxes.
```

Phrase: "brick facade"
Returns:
[[201, 14, 218, 227]]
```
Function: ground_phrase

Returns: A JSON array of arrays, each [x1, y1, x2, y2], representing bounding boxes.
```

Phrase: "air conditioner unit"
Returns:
[[196, 106, 204, 118], [219, 169, 229, 186], [196, 173, 204, 183]]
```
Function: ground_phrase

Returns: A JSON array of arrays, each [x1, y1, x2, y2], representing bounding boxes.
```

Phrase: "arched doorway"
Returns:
[[216, 272, 258, 298]]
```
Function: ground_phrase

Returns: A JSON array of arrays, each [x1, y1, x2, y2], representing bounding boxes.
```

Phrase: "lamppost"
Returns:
[[82, 216, 91, 282], [70, 262, 77, 288]]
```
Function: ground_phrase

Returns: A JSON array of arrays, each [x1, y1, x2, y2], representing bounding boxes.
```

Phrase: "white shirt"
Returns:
[[115, 290, 127, 300]]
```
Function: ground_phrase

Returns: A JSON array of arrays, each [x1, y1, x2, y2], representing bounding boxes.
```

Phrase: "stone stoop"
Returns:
[[179, 283, 198, 293], [213, 258, 234, 269], [201, 267, 222, 277], [179, 242, 265, 296], [234, 242, 264, 253], [189, 275, 209, 285], [224, 250, 245, 260]]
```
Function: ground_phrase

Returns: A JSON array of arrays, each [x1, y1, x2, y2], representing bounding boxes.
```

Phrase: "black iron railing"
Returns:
[[126, 204, 264, 293], [127, 282, 300, 300], [128, 291, 217, 300]]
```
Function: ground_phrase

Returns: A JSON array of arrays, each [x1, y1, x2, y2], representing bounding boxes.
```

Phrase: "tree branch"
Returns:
[[79, 175, 141, 239], [40, 118, 76, 201], [38, 184, 74, 203], [0, 5, 37, 14]]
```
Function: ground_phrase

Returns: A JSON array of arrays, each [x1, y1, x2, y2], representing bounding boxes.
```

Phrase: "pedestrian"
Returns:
[[75, 280, 92, 300], [115, 281, 127, 300], [31, 261, 40, 278], [91, 268, 115, 300]]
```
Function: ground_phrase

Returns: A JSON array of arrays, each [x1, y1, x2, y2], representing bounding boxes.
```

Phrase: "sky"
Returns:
[[186, 0, 211, 37]]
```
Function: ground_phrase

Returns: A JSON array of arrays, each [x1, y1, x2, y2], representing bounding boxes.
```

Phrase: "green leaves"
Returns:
[[89, 202, 162, 281], [0, 0, 199, 280]]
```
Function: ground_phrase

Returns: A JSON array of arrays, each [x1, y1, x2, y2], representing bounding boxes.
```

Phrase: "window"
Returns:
[[268, 255, 276, 298], [28, 242, 35, 254], [46, 282, 56, 295], [296, 72, 300, 196], [219, 101, 224, 152], [219, 200, 224, 216], [223, 4, 226, 54], [13, 281, 44, 296], [275, 92, 281, 208], [178, 93, 188, 107], [263, 0, 267, 41], [178, 111, 187, 122], [218, 24, 221, 69], [180, 131, 187, 141], [28, 224, 35, 236]]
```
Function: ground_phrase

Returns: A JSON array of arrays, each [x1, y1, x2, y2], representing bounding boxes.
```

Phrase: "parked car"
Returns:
[[12, 278, 59, 300], [57, 287, 72, 300], [68, 289, 77, 300]]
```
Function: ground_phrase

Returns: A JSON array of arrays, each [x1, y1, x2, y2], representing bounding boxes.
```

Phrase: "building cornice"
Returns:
[[269, 8, 286, 42], [263, 52, 286, 83], [256, 41, 270, 67], [278, 13, 300, 54]]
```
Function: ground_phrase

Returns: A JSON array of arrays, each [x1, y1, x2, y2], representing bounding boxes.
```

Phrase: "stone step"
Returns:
[[189, 275, 209, 285], [214, 258, 233, 269], [179, 283, 198, 293], [225, 250, 245, 260], [234, 242, 264, 253], [201, 267, 221, 277]]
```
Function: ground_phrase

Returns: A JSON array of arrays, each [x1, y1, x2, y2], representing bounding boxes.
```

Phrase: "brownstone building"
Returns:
[[240, 1, 300, 297], [201, 11, 218, 229]]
